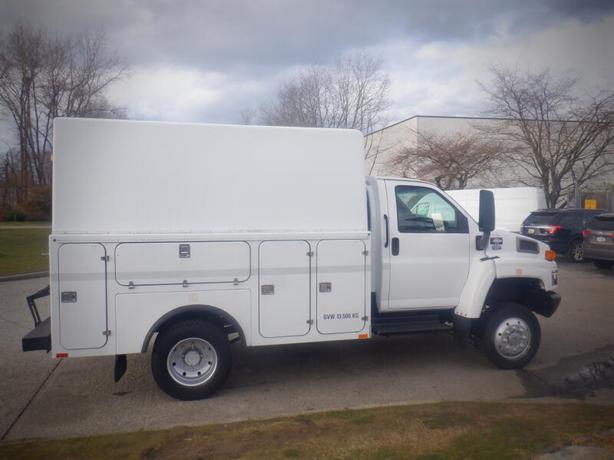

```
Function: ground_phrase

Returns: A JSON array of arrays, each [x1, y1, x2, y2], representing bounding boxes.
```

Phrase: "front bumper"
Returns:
[[584, 245, 614, 262], [528, 290, 561, 318]]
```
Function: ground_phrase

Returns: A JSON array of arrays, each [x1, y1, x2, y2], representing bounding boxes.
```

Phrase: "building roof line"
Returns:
[[366, 113, 591, 136]]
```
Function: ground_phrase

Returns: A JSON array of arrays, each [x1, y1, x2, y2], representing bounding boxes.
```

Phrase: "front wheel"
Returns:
[[482, 303, 541, 369], [594, 259, 614, 269], [152, 319, 231, 400]]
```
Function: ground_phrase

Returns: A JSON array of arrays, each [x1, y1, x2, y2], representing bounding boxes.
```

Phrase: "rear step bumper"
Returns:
[[21, 284, 51, 352], [22, 317, 51, 352]]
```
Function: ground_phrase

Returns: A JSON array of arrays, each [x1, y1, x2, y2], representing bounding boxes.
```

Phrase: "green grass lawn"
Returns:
[[1, 401, 613, 460], [0, 225, 50, 276]]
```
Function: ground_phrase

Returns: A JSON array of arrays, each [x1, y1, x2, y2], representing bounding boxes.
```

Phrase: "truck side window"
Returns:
[[395, 185, 468, 234]]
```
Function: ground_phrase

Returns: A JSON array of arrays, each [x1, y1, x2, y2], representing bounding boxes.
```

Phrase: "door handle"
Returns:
[[391, 237, 400, 256], [383, 214, 389, 248]]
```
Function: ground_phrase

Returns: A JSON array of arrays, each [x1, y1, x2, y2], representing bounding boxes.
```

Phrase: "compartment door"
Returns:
[[259, 241, 310, 338], [316, 240, 366, 334], [58, 243, 108, 349]]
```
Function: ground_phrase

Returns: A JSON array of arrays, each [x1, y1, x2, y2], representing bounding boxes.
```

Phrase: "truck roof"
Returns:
[[52, 118, 367, 234]]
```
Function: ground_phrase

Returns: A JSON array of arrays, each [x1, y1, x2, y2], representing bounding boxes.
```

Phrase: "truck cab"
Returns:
[[367, 176, 560, 367]]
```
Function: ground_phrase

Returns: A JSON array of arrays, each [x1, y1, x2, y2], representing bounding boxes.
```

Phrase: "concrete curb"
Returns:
[[0, 272, 49, 283]]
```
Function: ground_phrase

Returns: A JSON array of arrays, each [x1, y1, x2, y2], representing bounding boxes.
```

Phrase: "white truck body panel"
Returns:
[[258, 240, 311, 338], [115, 241, 251, 286], [315, 239, 367, 334], [447, 187, 546, 232], [58, 243, 108, 350]]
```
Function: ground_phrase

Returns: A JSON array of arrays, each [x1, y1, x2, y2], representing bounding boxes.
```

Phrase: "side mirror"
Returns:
[[478, 190, 495, 233]]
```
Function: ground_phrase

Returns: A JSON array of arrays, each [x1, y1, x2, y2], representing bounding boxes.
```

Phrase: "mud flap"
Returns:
[[114, 354, 127, 382], [453, 315, 473, 348]]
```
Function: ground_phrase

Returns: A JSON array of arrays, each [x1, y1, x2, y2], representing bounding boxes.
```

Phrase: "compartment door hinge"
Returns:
[[102, 330, 112, 337], [101, 255, 110, 261]]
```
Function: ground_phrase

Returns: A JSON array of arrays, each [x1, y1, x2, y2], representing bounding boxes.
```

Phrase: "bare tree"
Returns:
[[480, 66, 614, 208], [391, 130, 502, 190], [256, 51, 390, 135], [0, 24, 126, 204]]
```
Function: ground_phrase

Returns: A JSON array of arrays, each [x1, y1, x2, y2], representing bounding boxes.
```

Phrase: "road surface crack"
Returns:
[[1, 359, 62, 441]]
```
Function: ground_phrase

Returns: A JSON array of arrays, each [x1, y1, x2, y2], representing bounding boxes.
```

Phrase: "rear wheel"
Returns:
[[482, 303, 541, 369], [594, 259, 614, 269], [568, 239, 584, 262], [152, 319, 231, 400]]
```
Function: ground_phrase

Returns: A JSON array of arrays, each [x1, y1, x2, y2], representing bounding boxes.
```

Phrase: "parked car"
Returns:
[[583, 213, 614, 269], [521, 208, 606, 262]]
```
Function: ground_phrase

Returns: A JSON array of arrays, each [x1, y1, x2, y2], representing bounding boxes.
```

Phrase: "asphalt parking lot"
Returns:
[[1, 261, 613, 441]]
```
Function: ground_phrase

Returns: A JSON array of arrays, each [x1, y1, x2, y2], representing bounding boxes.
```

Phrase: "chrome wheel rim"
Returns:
[[572, 242, 583, 261], [494, 317, 531, 359], [167, 337, 218, 387]]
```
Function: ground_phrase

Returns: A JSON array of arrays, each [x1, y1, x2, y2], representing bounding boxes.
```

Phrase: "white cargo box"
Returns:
[[52, 118, 367, 234]]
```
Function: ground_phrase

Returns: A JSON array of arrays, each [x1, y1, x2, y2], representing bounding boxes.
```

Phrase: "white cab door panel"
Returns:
[[384, 181, 470, 310], [58, 243, 108, 349], [258, 240, 311, 338], [316, 240, 366, 334]]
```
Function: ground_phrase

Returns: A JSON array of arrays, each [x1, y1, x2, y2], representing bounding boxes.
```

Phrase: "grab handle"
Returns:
[[383, 214, 389, 248]]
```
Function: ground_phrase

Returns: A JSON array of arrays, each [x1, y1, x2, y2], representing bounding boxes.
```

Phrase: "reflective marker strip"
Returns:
[[56, 352, 69, 358]]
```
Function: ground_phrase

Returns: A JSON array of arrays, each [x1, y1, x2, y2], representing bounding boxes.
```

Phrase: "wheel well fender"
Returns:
[[141, 305, 245, 353], [485, 278, 559, 318], [455, 259, 496, 319]]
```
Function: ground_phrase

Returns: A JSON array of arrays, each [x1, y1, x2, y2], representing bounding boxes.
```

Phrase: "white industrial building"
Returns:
[[366, 115, 521, 184], [365, 115, 614, 209]]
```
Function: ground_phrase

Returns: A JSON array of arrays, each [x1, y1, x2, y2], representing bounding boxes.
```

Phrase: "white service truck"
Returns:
[[22, 118, 561, 400]]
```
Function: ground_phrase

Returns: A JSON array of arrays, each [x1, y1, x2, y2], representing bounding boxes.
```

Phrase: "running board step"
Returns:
[[372, 319, 452, 336]]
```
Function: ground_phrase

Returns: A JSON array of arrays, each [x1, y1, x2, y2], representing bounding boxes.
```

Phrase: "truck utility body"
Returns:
[[23, 119, 561, 400]]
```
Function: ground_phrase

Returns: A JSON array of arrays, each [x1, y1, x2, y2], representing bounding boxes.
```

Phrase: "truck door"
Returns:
[[58, 243, 108, 349], [384, 181, 470, 310], [258, 240, 311, 338]]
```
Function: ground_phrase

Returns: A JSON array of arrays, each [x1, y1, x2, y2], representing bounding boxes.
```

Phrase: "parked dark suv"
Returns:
[[521, 208, 606, 262], [583, 213, 614, 269]]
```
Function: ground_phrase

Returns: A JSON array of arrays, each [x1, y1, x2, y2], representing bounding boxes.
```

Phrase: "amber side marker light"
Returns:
[[545, 249, 556, 261]]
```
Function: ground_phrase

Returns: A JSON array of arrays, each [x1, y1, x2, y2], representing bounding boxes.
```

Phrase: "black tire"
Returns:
[[568, 239, 584, 263], [482, 303, 541, 370], [152, 319, 231, 400], [594, 259, 614, 269]]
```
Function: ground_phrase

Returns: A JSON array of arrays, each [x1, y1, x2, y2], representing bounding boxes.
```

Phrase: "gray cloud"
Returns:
[[2, 0, 612, 71], [0, 0, 612, 131]]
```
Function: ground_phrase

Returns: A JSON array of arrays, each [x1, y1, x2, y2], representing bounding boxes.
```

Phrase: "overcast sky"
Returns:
[[1, 0, 614, 132]]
